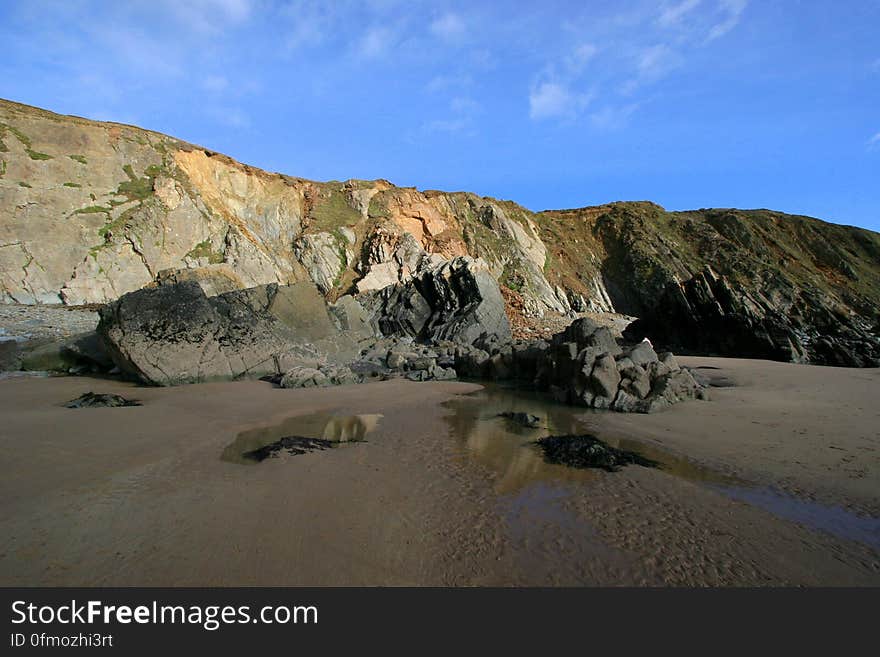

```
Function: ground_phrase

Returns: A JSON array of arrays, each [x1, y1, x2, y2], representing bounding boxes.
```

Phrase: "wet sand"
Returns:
[[588, 357, 880, 514], [0, 358, 878, 586]]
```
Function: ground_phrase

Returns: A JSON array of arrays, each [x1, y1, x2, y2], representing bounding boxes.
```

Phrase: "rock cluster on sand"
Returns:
[[96, 257, 510, 387], [543, 318, 706, 413], [92, 267, 707, 412], [440, 318, 706, 413]]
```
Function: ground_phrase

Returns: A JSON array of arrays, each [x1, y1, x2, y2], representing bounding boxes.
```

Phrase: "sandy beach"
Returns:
[[1, 357, 878, 586]]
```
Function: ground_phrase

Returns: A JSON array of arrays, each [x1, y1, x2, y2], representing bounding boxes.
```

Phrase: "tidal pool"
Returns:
[[714, 485, 880, 551], [440, 383, 728, 493], [442, 384, 880, 551], [221, 412, 382, 464], [220, 383, 879, 551]]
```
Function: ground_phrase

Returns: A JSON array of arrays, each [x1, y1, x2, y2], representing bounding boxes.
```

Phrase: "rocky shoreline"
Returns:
[[0, 260, 706, 414]]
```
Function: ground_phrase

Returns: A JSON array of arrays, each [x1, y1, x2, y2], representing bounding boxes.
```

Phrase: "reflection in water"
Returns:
[[441, 384, 724, 494], [321, 414, 382, 442], [443, 384, 880, 550], [221, 412, 382, 465]]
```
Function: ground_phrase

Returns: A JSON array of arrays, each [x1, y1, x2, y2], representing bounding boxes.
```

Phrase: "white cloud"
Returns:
[[280, 0, 340, 50], [529, 82, 591, 121], [526, 0, 751, 125], [658, 0, 702, 28], [564, 43, 599, 74], [868, 132, 880, 150], [430, 12, 466, 42], [206, 0, 252, 22], [358, 26, 395, 58], [706, 0, 748, 42], [619, 43, 682, 94], [637, 43, 680, 78], [526, 41, 599, 122]]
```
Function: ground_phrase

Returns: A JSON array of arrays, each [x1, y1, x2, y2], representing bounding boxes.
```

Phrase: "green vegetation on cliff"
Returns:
[[308, 184, 361, 233], [186, 239, 225, 264]]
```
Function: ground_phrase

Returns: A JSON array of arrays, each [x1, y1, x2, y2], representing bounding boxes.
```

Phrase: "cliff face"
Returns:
[[2, 99, 878, 365], [0, 99, 565, 318], [538, 203, 880, 366]]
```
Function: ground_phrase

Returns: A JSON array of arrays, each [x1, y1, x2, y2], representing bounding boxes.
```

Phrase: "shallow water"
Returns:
[[441, 384, 880, 551], [714, 485, 880, 551], [221, 383, 880, 551], [220, 412, 382, 465], [440, 383, 730, 493]]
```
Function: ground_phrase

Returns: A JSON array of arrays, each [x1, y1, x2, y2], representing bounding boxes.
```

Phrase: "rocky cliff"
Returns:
[[2, 98, 878, 366]]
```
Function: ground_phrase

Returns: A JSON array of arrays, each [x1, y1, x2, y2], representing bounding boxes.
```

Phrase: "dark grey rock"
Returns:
[[589, 354, 621, 399], [619, 364, 651, 399], [499, 411, 542, 428], [243, 436, 336, 461], [360, 256, 511, 347], [98, 280, 356, 385], [628, 341, 659, 367], [65, 392, 141, 408], [536, 434, 658, 471]]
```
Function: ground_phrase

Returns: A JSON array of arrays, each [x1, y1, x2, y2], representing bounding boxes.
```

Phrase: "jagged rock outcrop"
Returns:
[[540, 203, 880, 367], [359, 256, 511, 346], [96, 264, 506, 386], [622, 265, 880, 367], [293, 231, 354, 294], [338, 316, 704, 413], [3, 99, 879, 367]]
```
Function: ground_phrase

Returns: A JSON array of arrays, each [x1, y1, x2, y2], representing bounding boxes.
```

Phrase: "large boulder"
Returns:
[[98, 280, 361, 385]]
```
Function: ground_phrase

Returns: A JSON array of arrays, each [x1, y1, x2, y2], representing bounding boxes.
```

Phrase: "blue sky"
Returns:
[[1, 0, 878, 231]]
